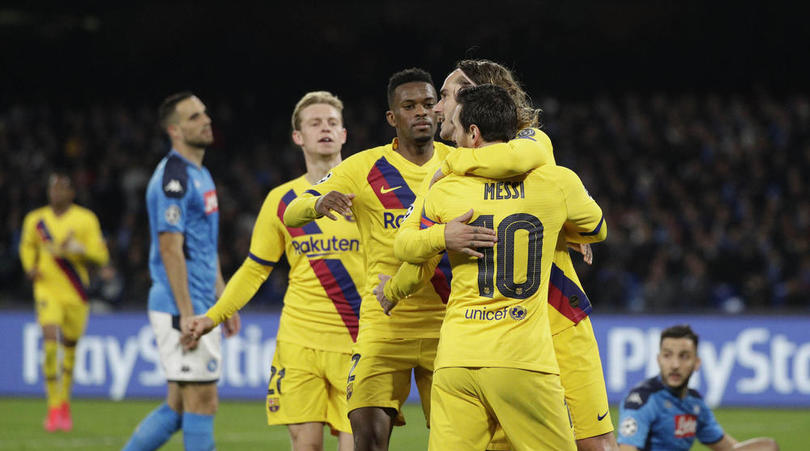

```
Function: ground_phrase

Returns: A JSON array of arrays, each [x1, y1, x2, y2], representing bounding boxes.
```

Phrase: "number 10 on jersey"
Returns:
[[468, 213, 544, 300]]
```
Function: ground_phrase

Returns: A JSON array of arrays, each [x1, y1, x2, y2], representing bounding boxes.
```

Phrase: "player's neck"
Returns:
[[49, 203, 71, 216], [303, 151, 342, 185], [476, 140, 505, 149], [395, 137, 434, 166], [173, 143, 206, 167]]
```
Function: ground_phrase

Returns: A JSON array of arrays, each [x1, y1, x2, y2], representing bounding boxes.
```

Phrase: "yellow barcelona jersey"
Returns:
[[206, 175, 363, 353], [423, 164, 606, 373], [284, 140, 454, 340], [390, 128, 601, 335], [19, 205, 109, 304]]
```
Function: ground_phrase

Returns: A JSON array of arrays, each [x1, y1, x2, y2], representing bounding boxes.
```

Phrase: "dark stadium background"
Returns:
[[1, 1, 808, 313]]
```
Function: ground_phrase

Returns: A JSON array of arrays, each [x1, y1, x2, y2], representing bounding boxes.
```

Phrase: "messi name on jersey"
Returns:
[[483, 181, 525, 200]]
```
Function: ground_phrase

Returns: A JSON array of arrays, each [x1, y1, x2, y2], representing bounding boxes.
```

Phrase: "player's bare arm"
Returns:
[[158, 231, 197, 350], [315, 191, 355, 220], [567, 242, 593, 265], [708, 435, 779, 451]]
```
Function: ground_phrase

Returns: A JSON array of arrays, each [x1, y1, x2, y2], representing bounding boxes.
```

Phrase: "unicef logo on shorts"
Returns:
[[509, 305, 527, 321], [207, 358, 218, 372]]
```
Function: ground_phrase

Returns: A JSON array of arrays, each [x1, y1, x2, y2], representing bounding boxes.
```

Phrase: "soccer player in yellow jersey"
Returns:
[[186, 91, 361, 451], [424, 84, 606, 450], [386, 59, 617, 451], [283, 69, 550, 451], [19, 171, 110, 432]]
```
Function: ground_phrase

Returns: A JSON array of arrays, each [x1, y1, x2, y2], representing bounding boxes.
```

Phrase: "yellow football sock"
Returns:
[[43, 340, 62, 408], [60, 345, 76, 405]]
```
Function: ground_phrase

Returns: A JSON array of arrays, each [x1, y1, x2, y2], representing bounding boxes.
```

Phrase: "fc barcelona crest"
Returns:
[[267, 397, 280, 413]]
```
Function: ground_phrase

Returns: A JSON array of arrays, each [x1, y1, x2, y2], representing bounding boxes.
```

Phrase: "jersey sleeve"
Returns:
[[557, 166, 607, 243], [155, 160, 191, 234], [440, 128, 555, 178], [696, 401, 725, 445], [205, 257, 272, 325], [283, 158, 360, 228], [18, 212, 38, 272], [393, 173, 446, 264], [384, 254, 443, 303], [80, 212, 109, 266], [617, 391, 657, 449], [205, 191, 283, 325]]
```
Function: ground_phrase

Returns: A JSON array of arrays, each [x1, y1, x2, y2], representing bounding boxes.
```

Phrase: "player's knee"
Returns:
[[349, 408, 392, 450], [41, 325, 60, 341]]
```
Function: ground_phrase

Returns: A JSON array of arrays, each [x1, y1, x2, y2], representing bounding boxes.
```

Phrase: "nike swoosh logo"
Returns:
[[380, 186, 402, 194], [597, 411, 608, 421]]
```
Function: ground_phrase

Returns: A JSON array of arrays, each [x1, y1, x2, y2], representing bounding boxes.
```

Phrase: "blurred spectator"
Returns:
[[1, 92, 808, 312]]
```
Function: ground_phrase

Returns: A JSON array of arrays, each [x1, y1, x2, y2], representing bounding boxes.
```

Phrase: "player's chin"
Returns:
[[189, 137, 214, 148], [438, 126, 453, 141], [315, 143, 341, 155]]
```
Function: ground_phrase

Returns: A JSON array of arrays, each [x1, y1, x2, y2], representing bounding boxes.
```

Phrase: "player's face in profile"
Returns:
[[449, 105, 474, 148], [47, 175, 75, 208], [436, 69, 471, 141], [174, 96, 214, 149], [293, 103, 346, 157], [389, 82, 437, 144], [658, 337, 701, 390]]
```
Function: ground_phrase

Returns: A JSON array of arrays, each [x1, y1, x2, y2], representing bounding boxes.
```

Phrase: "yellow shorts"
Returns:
[[555, 316, 613, 439], [429, 367, 576, 451], [486, 316, 611, 449], [35, 297, 88, 341], [265, 341, 352, 433], [346, 337, 437, 427]]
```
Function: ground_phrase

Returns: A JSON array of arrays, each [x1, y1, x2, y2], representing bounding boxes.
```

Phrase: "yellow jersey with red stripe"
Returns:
[[283, 140, 454, 340], [389, 128, 602, 334], [422, 164, 606, 372], [206, 175, 363, 353], [19, 205, 109, 304]]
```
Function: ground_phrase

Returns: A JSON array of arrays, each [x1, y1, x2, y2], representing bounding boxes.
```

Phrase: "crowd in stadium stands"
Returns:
[[1, 92, 808, 312]]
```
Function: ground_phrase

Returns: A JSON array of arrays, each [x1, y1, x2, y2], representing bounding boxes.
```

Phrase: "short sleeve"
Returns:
[[617, 393, 657, 449], [696, 401, 725, 445], [155, 157, 190, 234], [557, 166, 606, 242]]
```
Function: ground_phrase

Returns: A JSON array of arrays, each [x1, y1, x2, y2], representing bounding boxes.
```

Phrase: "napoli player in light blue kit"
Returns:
[[124, 92, 240, 451], [618, 325, 778, 451]]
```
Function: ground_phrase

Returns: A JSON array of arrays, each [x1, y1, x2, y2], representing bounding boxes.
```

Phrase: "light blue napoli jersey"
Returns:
[[146, 149, 220, 314], [617, 376, 724, 450]]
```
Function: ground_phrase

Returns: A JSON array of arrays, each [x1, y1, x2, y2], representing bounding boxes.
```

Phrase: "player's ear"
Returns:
[[470, 124, 482, 146], [292, 130, 304, 147], [338, 127, 347, 145], [166, 123, 178, 141], [385, 110, 397, 128], [694, 355, 701, 372]]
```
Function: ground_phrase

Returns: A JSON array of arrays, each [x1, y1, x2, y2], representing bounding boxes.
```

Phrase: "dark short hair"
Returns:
[[660, 324, 699, 349], [456, 84, 518, 143], [158, 91, 195, 131], [387, 68, 434, 108]]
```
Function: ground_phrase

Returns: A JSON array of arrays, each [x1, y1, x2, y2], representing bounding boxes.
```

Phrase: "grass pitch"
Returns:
[[0, 398, 806, 450]]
